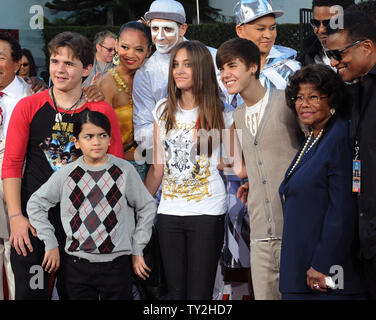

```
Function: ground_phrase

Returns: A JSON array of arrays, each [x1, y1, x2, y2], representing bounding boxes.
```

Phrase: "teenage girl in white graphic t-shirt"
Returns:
[[145, 40, 246, 300]]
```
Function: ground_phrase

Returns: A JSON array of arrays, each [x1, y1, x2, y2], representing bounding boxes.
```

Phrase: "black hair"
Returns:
[[73, 110, 111, 139], [119, 21, 152, 47], [0, 32, 22, 62], [326, 10, 376, 44], [216, 38, 261, 79], [18, 48, 37, 77], [48, 32, 94, 68], [61, 152, 71, 160], [312, 0, 354, 9], [347, 0, 376, 20], [285, 64, 349, 117]]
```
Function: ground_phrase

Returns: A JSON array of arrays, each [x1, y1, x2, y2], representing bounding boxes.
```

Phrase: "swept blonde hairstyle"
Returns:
[[160, 40, 225, 157]]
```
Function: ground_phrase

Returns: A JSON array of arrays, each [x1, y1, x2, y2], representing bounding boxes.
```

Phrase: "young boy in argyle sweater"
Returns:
[[27, 110, 155, 300]]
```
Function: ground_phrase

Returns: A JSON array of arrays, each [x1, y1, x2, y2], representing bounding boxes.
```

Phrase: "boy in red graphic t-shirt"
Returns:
[[2, 32, 123, 300]]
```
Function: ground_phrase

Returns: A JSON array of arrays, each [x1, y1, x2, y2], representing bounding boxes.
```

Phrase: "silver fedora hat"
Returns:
[[145, 0, 186, 24], [234, 0, 284, 25]]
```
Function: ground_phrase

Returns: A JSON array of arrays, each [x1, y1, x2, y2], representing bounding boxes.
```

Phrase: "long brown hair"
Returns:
[[160, 40, 225, 156]]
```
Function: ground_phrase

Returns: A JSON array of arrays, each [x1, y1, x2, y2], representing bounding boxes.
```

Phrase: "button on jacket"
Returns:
[[279, 115, 364, 295], [233, 89, 302, 240]]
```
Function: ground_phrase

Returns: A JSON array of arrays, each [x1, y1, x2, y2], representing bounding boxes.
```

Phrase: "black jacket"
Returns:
[[297, 35, 325, 66], [348, 65, 376, 260]]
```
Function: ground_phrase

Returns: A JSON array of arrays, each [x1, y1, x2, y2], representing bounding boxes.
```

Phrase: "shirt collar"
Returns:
[[266, 46, 283, 60], [2, 76, 25, 98]]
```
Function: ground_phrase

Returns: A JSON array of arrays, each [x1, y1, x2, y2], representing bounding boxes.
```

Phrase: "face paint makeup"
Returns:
[[150, 20, 180, 54]]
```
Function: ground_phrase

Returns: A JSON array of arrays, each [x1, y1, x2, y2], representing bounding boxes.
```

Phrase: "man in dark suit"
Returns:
[[326, 10, 376, 299], [298, 0, 354, 66]]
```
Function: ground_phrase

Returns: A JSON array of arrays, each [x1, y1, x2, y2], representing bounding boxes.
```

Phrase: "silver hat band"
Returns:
[[145, 11, 186, 25]]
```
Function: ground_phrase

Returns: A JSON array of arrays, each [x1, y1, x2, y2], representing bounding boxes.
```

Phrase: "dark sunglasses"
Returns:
[[325, 40, 362, 61], [21, 63, 29, 67], [310, 18, 330, 29], [99, 44, 115, 53]]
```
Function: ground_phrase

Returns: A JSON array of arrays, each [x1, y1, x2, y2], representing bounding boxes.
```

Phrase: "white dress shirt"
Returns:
[[0, 76, 29, 140]]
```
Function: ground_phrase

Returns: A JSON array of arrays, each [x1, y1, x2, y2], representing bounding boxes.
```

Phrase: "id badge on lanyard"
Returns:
[[352, 140, 361, 193]]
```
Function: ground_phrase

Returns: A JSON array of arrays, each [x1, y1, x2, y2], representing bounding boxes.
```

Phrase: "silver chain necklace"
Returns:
[[50, 87, 84, 123]]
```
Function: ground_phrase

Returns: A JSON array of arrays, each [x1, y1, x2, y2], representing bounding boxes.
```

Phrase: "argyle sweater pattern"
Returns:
[[27, 155, 156, 262]]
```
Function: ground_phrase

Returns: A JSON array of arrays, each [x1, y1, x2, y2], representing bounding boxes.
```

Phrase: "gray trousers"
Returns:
[[250, 239, 282, 300], [0, 139, 15, 300], [0, 239, 14, 300]]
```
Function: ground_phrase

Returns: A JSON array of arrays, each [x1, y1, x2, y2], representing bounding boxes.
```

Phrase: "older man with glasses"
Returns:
[[326, 10, 376, 299], [298, 0, 354, 66], [82, 30, 116, 87]]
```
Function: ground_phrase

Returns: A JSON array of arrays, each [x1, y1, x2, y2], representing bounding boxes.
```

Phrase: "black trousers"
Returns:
[[10, 231, 58, 300], [63, 254, 133, 300], [362, 255, 376, 299], [156, 214, 225, 300], [11, 206, 67, 300]]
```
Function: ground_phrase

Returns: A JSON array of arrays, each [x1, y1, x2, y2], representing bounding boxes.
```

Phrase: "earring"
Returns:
[[330, 108, 335, 115], [113, 52, 119, 66]]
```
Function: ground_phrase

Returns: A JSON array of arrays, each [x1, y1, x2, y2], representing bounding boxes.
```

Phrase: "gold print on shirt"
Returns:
[[163, 156, 211, 202], [246, 112, 260, 136], [51, 121, 75, 144], [161, 120, 211, 202]]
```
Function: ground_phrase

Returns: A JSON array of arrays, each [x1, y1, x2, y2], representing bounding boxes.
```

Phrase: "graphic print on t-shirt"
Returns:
[[162, 120, 211, 202], [39, 120, 81, 171]]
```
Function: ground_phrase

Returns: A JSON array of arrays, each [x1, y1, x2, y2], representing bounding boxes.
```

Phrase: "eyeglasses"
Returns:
[[310, 18, 330, 29], [21, 63, 29, 67], [325, 40, 362, 61], [99, 44, 115, 53], [293, 95, 328, 105]]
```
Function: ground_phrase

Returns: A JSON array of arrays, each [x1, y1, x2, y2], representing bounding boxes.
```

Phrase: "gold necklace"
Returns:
[[110, 68, 133, 105], [287, 129, 323, 177]]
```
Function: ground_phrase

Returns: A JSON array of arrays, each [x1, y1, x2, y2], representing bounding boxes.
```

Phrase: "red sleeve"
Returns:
[[2, 96, 34, 179], [88, 101, 124, 159]]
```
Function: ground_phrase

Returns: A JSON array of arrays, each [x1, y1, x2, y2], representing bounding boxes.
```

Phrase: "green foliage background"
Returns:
[[43, 22, 300, 50], [42, 23, 301, 68]]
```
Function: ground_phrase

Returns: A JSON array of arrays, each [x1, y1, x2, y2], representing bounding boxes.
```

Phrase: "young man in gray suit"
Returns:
[[216, 37, 302, 299]]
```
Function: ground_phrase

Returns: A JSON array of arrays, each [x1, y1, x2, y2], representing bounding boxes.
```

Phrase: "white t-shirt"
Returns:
[[152, 98, 234, 216], [245, 89, 270, 136]]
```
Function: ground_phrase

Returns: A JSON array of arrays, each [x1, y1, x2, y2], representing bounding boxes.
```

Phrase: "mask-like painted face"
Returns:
[[151, 20, 180, 54]]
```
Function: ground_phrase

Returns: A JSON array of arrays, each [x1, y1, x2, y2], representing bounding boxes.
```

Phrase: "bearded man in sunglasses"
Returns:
[[326, 10, 376, 299], [298, 0, 354, 66]]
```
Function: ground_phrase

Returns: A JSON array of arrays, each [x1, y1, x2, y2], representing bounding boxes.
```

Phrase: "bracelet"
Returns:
[[9, 213, 23, 220]]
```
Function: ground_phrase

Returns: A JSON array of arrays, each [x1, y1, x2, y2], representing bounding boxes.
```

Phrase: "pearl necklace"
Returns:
[[110, 68, 133, 105], [287, 129, 323, 177]]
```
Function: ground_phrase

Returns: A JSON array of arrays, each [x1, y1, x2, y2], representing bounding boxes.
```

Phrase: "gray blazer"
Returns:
[[233, 89, 302, 240]]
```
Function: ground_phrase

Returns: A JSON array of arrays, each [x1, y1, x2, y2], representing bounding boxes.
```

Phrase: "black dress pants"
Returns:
[[156, 214, 225, 300], [362, 255, 376, 299], [63, 254, 133, 300], [11, 206, 67, 300]]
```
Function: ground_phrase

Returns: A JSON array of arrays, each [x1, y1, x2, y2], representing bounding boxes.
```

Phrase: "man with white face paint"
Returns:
[[132, 0, 229, 154], [151, 20, 181, 54]]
